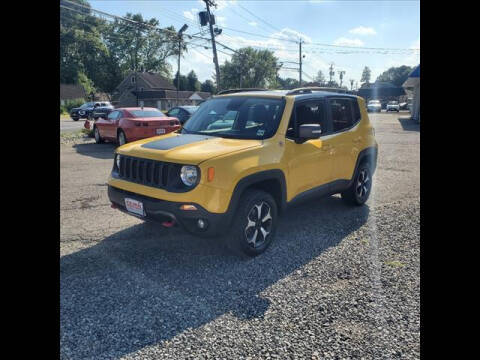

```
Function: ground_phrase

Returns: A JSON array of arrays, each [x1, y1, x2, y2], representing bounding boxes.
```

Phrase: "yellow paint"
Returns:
[[108, 93, 377, 213]]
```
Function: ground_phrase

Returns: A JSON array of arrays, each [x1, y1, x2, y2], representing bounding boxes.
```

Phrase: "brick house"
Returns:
[[60, 84, 86, 105], [112, 71, 211, 110]]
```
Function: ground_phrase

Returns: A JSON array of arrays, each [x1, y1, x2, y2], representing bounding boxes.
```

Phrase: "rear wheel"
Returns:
[[94, 126, 104, 144], [341, 163, 372, 206], [227, 189, 277, 257], [117, 130, 127, 146]]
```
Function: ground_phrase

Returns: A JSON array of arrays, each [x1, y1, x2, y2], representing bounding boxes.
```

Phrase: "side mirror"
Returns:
[[296, 124, 322, 143]]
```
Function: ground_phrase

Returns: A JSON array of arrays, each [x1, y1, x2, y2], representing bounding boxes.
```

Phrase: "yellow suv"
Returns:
[[108, 88, 378, 256]]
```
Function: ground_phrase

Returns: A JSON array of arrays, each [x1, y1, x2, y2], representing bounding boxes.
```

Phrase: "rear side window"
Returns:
[[329, 98, 354, 132], [352, 99, 361, 123]]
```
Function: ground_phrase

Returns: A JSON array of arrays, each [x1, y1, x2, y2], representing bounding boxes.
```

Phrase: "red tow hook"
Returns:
[[84, 120, 91, 129], [161, 220, 175, 228]]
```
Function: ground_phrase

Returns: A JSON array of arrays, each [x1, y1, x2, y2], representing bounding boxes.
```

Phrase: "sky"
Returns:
[[90, 0, 420, 87]]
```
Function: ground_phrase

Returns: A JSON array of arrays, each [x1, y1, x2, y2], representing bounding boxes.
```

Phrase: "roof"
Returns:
[[60, 84, 86, 100], [215, 89, 357, 99], [133, 89, 211, 100], [137, 72, 176, 90], [402, 65, 420, 88], [408, 65, 420, 78]]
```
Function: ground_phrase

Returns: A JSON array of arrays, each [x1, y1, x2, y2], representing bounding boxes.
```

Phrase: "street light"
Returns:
[[177, 24, 189, 106]]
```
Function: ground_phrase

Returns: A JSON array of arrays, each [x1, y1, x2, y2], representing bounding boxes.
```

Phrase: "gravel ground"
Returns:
[[60, 112, 420, 359]]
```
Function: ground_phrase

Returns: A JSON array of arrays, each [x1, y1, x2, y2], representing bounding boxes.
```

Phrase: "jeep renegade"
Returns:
[[108, 89, 378, 256]]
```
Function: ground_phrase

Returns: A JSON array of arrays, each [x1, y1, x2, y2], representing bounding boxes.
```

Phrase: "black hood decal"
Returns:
[[141, 134, 213, 150]]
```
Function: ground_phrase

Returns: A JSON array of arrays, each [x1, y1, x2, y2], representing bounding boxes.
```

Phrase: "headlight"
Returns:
[[180, 166, 198, 186], [115, 154, 121, 170]]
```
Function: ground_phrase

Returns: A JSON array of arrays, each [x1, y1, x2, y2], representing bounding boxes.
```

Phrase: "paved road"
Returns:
[[60, 112, 420, 359], [60, 116, 86, 133]]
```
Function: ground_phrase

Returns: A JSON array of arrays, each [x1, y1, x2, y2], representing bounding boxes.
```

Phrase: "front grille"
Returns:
[[118, 155, 171, 189]]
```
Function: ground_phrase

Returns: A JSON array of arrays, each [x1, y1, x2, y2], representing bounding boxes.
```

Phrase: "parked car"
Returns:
[[166, 106, 199, 125], [367, 100, 382, 112], [107, 89, 378, 256], [386, 101, 400, 112], [92, 103, 114, 120], [70, 101, 112, 121], [93, 107, 181, 145], [399, 102, 409, 110]]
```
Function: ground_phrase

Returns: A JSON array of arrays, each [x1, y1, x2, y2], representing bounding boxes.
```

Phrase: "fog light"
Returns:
[[180, 204, 197, 211], [197, 219, 207, 229]]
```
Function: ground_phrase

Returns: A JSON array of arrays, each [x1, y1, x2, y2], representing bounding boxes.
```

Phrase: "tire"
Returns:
[[94, 126, 104, 144], [72, 117, 79, 121], [117, 130, 127, 146], [341, 162, 372, 206], [227, 189, 278, 257]]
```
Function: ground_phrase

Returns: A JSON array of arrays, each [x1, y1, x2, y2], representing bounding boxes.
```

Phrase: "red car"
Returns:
[[92, 107, 181, 145]]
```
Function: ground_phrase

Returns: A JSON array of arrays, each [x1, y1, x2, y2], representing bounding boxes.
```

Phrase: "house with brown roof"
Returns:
[[60, 84, 86, 105], [112, 71, 211, 110]]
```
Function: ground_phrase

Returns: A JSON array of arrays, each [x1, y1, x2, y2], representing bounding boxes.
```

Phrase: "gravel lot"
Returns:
[[60, 112, 420, 359]]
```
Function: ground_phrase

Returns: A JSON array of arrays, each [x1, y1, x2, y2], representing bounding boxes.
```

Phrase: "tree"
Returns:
[[314, 70, 326, 86], [220, 47, 279, 89], [375, 65, 413, 87], [173, 71, 188, 91], [277, 77, 299, 89], [201, 79, 216, 93], [360, 66, 371, 85], [186, 70, 201, 91]]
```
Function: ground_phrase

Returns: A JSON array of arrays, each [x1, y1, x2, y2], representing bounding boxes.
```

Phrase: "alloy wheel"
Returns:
[[118, 132, 126, 145], [94, 127, 100, 142], [244, 201, 273, 248], [356, 169, 371, 198]]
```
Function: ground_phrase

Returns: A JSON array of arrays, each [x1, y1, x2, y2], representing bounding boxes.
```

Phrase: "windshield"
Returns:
[[369, 100, 380, 105], [129, 109, 166, 117], [388, 101, 398, 105], [182, 97, 285, 139], [80, 102, 94, 109]]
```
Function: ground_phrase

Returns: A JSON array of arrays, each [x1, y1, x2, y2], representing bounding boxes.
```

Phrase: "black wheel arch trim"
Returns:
[[226, 169, 287, 221]]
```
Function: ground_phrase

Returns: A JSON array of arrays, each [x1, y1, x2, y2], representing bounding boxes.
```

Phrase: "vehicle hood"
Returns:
[[116, 132, 262, 165]]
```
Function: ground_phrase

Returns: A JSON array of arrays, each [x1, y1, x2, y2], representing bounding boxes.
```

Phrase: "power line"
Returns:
[[237, 2, 282, 33]]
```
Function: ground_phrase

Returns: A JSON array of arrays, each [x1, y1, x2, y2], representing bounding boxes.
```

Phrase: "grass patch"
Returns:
[[385, 260, 405, 268], [60, 129, 91, 144]]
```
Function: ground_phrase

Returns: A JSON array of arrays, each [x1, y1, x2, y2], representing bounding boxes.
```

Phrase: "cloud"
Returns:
[[248, 21, 257, 27], [333, 37, 364, 47], [349, 26, 377, 36], [183, 8, 199, 21], [272, 28, 312, 43], [198, 0, 236, 12]]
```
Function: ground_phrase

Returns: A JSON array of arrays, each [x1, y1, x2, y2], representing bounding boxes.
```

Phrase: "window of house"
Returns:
[[287, 100, 327, 139], [329, 98, 354, 132]]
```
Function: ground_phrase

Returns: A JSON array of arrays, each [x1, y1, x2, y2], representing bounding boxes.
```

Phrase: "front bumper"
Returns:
[[108, 185, 231, 236]]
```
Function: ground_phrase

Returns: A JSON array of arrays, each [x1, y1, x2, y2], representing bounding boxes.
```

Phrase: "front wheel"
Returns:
[[227, 189, 278, 257], [117, 130, 127, 146], [341, 163, 372, 206], [72, 117, 79, 121]]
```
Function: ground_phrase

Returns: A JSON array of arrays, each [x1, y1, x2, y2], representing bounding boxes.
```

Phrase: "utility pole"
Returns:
[[329, 63, 335, 86], [350, 79, 354, 90], [204, 0, 221, 91], [299, 40, 303, 86], [176, 24, 188, 106], [339, 70, 345, 88]]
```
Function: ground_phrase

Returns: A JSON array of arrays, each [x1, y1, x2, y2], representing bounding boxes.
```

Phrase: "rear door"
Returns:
[[326, 97, 362, 182]]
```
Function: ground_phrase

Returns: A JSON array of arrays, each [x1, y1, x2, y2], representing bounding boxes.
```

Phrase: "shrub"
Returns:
[[64, 98, 86, 112]]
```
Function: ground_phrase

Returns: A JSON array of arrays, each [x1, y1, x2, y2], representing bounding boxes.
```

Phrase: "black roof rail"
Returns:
[[216, 88, 268, 95], [286, 87, 349, 95]]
